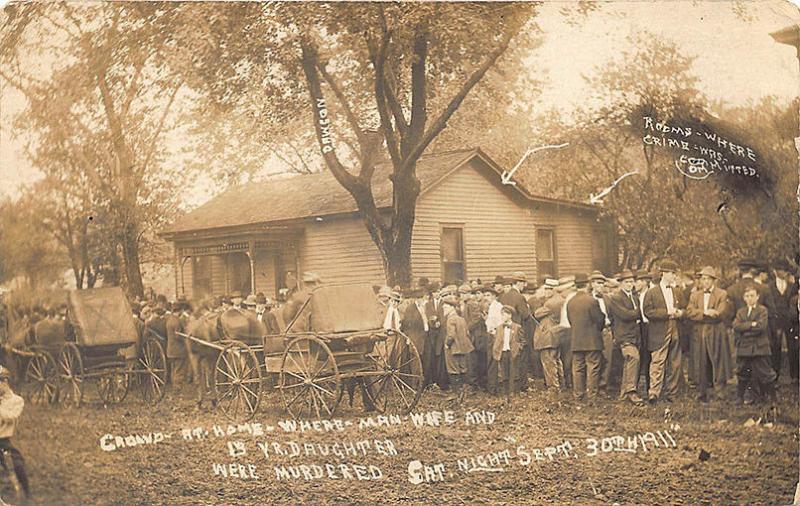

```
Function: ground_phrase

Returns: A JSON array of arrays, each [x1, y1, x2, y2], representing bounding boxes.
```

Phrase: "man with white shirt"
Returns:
[[643, 260, 685, 404], [590, 271, 616, 395], [556, 276, 576, 389]]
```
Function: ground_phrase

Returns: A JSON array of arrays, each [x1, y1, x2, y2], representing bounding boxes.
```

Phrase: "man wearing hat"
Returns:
[[589, 271, 617, 394], [566, 273, 606, 401], [442, 295, 474, 392], [634, 270, 654, 393], [165, 301, 191, 385], [771, 260, 799, 383], [753, 262, 780, 377], [533, 294, 568, 396], [555, 276, 577, 389], [642, 259, 685, 403], [488, 305, 524, 397], [255, 293, 280, 335], [499, 272, 533, 392], [401, 288, 429, 361], [423, 283, 449, 390], [686, 266, 733, 402], [608, 270, 645, 405]]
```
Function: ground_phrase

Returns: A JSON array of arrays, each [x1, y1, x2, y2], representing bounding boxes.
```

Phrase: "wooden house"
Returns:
[[160, 148, 616, 299]]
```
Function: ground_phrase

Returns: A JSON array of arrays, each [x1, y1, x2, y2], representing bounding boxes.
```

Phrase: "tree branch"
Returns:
[[402, 28, 517, 171], [369, 20, 401, 169], [140, 80, 183, 177], [316, 61, 366, 147], [403, 29, 427, 158]]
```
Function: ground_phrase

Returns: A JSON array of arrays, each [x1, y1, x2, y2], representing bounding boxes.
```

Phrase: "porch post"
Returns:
[[247, 240, 256, 294], [174, 246, 181, 298]]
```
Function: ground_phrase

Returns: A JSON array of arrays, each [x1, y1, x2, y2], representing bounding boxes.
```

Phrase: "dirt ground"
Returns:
[[15, 376, 799, 506]]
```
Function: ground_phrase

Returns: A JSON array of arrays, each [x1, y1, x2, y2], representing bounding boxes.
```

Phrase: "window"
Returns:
[[227, 252, 253, 295], [441, 226, 465, 284], [536, 228, 557, 281]]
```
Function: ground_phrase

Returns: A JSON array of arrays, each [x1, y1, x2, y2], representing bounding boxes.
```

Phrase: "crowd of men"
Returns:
[[386, 257, 798, 406], [1, 258, 796, 409]]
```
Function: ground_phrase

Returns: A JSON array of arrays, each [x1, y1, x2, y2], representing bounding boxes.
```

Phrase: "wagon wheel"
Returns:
[[214, 341, 262, 421], [364, 332, 424, 414], [138, 337, 167, 403], [97, 367, 130, 405], [57, 343, 83, 407], [279, 335, 341, 420], [24, 350, 57, 405]]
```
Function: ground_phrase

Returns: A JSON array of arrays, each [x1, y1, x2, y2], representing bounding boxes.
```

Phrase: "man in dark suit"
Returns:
[[401, 288, 429, 362], [643, 260, 685, 404], [771, 260, 799, 383], [566, 273, 605, 402], [732, 287, 777, 404], [499, 272, 533, 392], [423, 283, 449, 389], [754, 262, 780, 377], [634, 270, 653, 394], [686, 266, 733, 402], [608, 270, 644, 405]]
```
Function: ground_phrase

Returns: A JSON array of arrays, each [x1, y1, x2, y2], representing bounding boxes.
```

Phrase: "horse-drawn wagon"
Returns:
[[181, 283, 425, 421], [12, 287, 167, 406]]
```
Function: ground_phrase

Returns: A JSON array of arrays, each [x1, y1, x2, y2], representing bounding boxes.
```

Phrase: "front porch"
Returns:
[[173, 227, 304, 301]]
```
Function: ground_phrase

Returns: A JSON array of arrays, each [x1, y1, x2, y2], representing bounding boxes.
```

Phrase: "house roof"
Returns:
[[161, 147, 595, 238]]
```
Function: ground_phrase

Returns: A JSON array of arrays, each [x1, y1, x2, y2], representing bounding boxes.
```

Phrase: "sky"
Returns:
[[1, 0, 798, 204]]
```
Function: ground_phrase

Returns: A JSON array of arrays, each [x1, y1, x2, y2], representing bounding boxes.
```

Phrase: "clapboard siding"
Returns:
[[533, 204, 598, 276], [412, 159, 536, 283], [300, 217, 386, 286]]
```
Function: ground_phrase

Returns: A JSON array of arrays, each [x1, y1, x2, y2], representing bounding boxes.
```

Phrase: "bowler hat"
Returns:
[[574, 273, 589, 286], [774, 259, 791, 272], [243, 294, 257, 307], [255, 294, 268, 305], [493, 275, 507, 285], [635, 269, 652, 280], [588, 270, 606, 282], [509, 271, 527, 283], [482, 285, 498, 295], [659, 260, 678, 273], [441, 295, 459, 306], [618, 269, 635, 280], [698, 266, 717, 279], [737, 258, 757, 270], [754, 261, 769, 274]]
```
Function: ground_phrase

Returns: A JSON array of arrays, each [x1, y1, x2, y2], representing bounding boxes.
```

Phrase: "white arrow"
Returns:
[[589, 170, 639, 205], [501, 142, 569, 185]]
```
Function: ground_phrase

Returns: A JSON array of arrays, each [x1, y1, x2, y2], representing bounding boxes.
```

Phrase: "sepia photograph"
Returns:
[[0, 1, 799, 504]]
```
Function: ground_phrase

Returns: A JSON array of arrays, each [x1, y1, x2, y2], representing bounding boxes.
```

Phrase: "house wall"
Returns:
[[533, 203, 602, 277], [299, 217, 386, 286], [412, 159, 537, 283]]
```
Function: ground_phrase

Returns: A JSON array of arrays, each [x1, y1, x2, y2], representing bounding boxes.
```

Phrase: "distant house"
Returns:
[[160, 148, 616, 300]]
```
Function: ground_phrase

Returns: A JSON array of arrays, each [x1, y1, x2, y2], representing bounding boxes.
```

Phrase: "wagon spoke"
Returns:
[[240, 383, 258, 400], [309, 356, 331, 381], [309, 380, 335, 398], [391, 376, 411, 408], [241, 387, 256, 414], [287, 352, 309, 378], [286, 385, 308, 409]]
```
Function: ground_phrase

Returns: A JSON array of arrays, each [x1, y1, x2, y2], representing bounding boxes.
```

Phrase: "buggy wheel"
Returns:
[[138, 338, 167, 403], [97, 368, 130, 405], [24, 351, 57, 405], [364, 332, 424, 414], [279, 335, 341, 420], [57, 343, 83, 408], [214, 341, 262, 421]]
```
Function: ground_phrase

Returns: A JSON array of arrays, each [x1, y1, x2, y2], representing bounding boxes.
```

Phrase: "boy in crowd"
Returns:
[[732, 287, 777, 405]]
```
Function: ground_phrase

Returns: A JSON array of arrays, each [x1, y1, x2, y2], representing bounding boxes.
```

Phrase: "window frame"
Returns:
[[440, 223, 467, 284], [535, 226, 558, 281]]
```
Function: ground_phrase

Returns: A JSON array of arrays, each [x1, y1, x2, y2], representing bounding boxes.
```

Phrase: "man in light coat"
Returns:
[[686, 266, 733, 402]]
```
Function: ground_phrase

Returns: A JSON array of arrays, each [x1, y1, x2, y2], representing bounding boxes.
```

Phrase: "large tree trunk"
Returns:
[[120, 224, 144, 298]]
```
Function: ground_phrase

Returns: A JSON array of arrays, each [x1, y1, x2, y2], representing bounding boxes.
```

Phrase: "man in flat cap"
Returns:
[[499, 272, 533, 392], [642, 259, 685, 404], [566, 273, 606, 402], [686, 266, 733, 402], [608, 270, 645, 405], [771, 260, 798, 383]]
